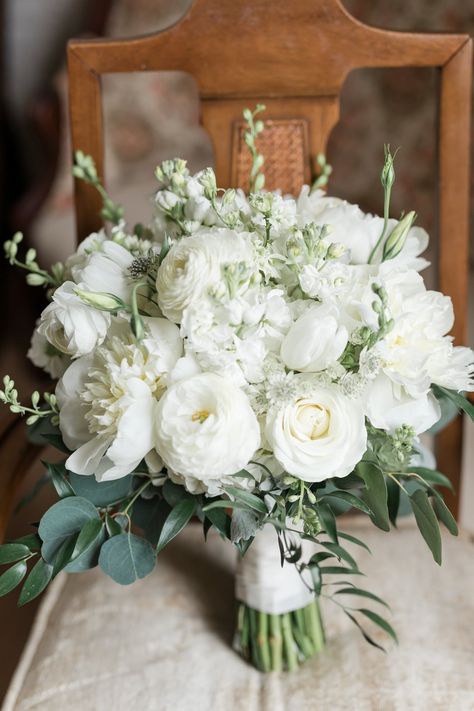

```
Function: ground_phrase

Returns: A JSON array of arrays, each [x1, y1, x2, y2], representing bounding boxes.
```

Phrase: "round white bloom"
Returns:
[[57, 318, 182, 481], [37, 281, 110, 358], [27, 327, 69, 378], [266, 379, 367, 482], [71, 239, 134, 301], [281, 302, 348, 372], [366, 374, 441, 434], [154, 372, 261, 485], [156, 229, 253, 322]]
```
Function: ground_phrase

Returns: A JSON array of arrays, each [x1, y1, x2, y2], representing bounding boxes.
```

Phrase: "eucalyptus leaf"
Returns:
[[132, 496, 171, 545], [408, 467, 453, 492], [356, 462, 390, 531], [44, 461, 75, 499], [156, 499, 196, 553], [0, 544, 31, 566], [39, 496, 100, 564], [204, 508, 231, 540], [321, 491, 372, 516], [18, 558, 53, 606], [0, 560, 28, 596], [105, 514, 125, 538], [386, 476, 400, 527], [432, 494, 458, 536], [13, 533, 42, 551], [69, 473, 133, 507], [162, 480, 192, 507], [318, 502, 338, 543], [52, 535, 78, 577], [99, 533, 156, 585], [432, 385, 474, 421], [409, 489, 442, 564], [70, 519, 104, 563]]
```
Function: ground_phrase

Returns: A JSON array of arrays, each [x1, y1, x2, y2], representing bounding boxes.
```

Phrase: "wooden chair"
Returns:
[[2, 4, 474, 708]]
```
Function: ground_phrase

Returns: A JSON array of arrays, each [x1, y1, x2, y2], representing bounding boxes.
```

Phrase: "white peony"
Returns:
[[265, 379, 367, 482], [156, 229, 253, 322], [281, 302, 348, 372], [57, 318, 182, 481], [37, 281, 111, 358], [154, 372, 261, 487]]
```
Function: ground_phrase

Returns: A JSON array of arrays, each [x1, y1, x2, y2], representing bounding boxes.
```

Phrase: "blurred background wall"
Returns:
[[0, 0, 473, 702]]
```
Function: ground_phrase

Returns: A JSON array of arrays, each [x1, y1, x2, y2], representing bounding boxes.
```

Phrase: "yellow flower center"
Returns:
[[296, 402, 330, 440], [191, 409, 210, 424]]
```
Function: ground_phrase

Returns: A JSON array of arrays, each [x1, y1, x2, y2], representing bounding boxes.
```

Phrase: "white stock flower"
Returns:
[[281, 302, 348, 372], [57, 318, 182, 481], [37, 281, 110, 358], [27, 327, 69, 378], [156, 229, 253, 322], [266, 378, 367, 482], [154, 372, 261, 487]]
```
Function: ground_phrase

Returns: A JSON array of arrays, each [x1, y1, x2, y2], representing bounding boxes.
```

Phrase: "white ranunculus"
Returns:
[[156, 229, 253, 322], [365, 374, 441, 434], [57, 318, 182, 481], [154, 372, 261, 486], [427, 344, 474, 393], [37, 281, 110, 358], [265, 379, 367, 482], [27, 327, 69, 378], [281, 302, 348, 372]]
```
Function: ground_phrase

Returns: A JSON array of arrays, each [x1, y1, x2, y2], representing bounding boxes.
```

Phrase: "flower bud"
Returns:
[[381, 145, 396, 190], [75, 288, 124, 312], [382, 211, 416, 261]]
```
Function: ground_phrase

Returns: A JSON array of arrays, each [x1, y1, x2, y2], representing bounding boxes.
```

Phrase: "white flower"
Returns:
[[299, 261, 351, 301], [265, 378, 367, 482], [156, 229, 253, 322], [27, 327, 69, 378], [71, 239, 134, 301], [281, 302, 348, 372], [57, 318, 182, 481], [427, 344, 474, 392], [154, 372, 261, 487], [37, 281, 110, 358], [366, 374, 441, 434]]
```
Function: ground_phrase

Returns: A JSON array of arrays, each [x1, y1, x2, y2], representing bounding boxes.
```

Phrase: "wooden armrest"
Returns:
[[0, 418, 44, 543]]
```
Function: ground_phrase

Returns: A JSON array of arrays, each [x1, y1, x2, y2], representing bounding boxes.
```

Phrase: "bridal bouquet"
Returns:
[[1, 106, 472, 672]]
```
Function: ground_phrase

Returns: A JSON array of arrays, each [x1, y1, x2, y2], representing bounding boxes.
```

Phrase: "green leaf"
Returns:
[[319, 565, 363, 575], [156, 499, 196, 553], [230, 509, 259, 543], [337, 531, 371, 553], [432, 385, 474, 421], [13, 533, 42, 551], [69, 473, 133, 507], [41, 433, 72, 454], [344, 610, 386, 652], [44, 462, 75, 499], [334, 587, 389, 608], [386, 476, 400, 526], [105, 514, 124, 538], [358, 608, 398, 643], [131, 496, 171, 545], [52, 535, 78, 577], [318, 502, 338, 543], [203, 500, 255, 512], [70, 519, 104, 563], [225, 486, 267, 514], [432, 494, 458, 536], [319, 541, 357, 569], [0, 544, 31, 566], [407, 467, 453, 492], [99, 533, 156, 585], [409, 489, 442, 564], [0, 560, 28, 596], [309, 564, 322, 595], [321, 491, 372, 516], [39, 496, 100, 564], [204, 508, 231, 540], [356, 462, 390, 531], [18, 558, 53, 606], [162, 480, 191, 508]]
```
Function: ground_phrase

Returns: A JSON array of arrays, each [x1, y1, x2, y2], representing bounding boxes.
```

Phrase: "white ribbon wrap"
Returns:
[[235, 524, 315, 615]]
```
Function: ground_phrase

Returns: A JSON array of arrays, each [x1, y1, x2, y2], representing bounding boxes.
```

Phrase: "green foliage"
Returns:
[[0, 377, 58, 425], [99, 533, 155, 585], [409, 489, 442, 565], [3, 231, 63, 289], [73, 151, 124, 225], [68, 472, 133, 507], [0, 561, 28, 596], [18, 559, 53, 606], [243, 104, 266, 192], [131, 496, 171, 546], [39, 496, 101, 565], [0, 544, 31, 565], [432, 385, 474, 421], [156, 499, 196, 554], [356, 462, 390, 532]]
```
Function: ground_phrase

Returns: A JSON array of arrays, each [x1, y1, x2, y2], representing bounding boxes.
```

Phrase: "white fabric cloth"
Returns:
[[3, 517, 474, 711], [235, 523, 314, 614]]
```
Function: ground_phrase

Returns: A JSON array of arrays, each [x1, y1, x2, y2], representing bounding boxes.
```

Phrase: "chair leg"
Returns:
[[436, 415, 463, 519]]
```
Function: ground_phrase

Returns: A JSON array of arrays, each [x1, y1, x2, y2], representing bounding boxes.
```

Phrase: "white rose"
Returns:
[[156, 229, 253, 322], [281, 302, 348, 372], [266, 379, 367, 482], [37, 281, 110, 358], [365, 374, 441, 434], [27, 326, 69, 379], [71, 239, 134, 301], [154, 372, 261, 484]]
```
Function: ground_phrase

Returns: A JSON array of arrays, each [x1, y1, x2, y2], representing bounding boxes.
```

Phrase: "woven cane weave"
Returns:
[[232, 118, 309, 194]]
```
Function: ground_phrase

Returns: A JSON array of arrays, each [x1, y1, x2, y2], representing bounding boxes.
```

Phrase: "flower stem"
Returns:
[[281, 612, 298, 671], [269, 613, 283, 672], [257, 611, 271, 672]]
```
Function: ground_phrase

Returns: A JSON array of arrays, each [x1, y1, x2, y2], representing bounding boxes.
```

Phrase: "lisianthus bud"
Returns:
[[381, 144, 396, 190], [382, 211, 416, 261], [74, 288, 124, 312]]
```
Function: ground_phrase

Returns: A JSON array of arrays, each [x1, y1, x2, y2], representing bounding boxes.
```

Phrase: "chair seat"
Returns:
[[3, 518, 474, 711]]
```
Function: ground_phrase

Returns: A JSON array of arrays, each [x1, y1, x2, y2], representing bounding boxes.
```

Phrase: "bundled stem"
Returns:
[[235, 598, 325, 671]]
